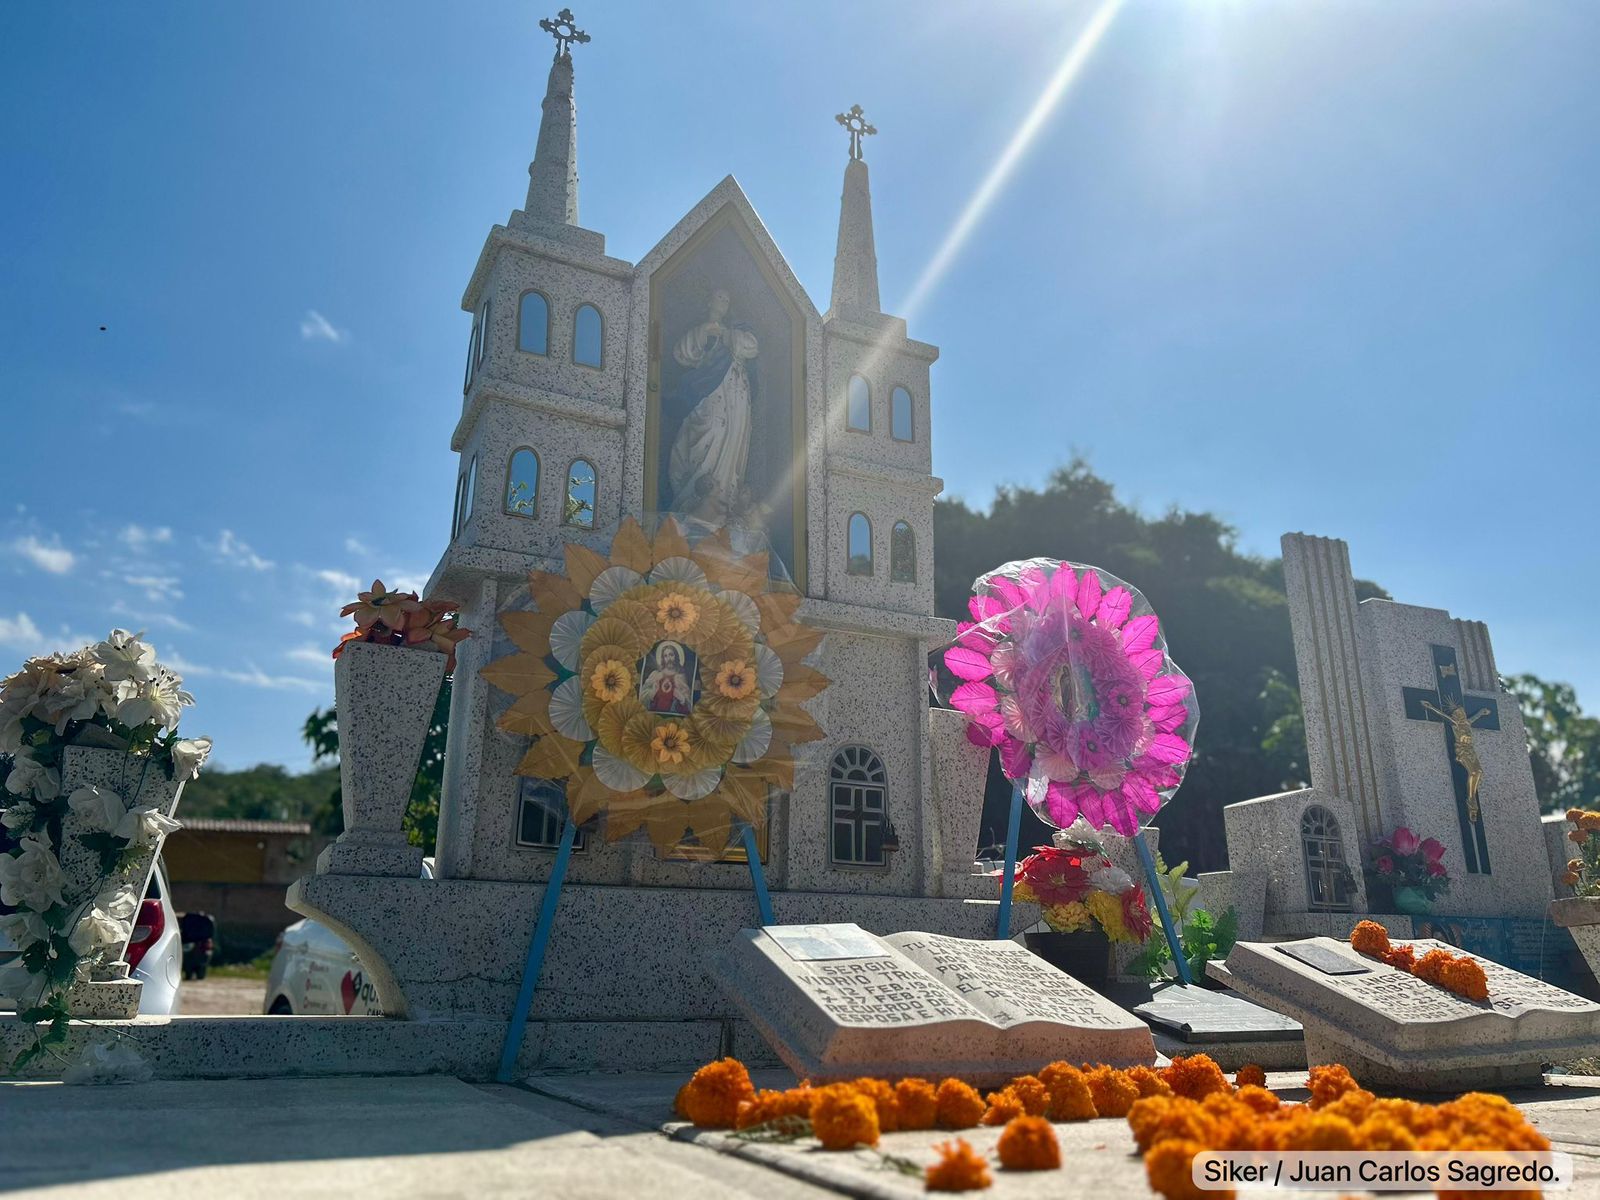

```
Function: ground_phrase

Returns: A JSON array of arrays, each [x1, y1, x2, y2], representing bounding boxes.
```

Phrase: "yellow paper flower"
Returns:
[[714, 659, 757, 700], [656, 592, 700, 635], [589, 659, 632, 703], [651, 722, 692, 766]]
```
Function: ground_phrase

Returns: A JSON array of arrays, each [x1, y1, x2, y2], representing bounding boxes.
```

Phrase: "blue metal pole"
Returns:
[[996, 783, 1024, 940], [496, 817, 577, 1083], [1134, 827, 1192, 985], [742, 825, 775, 926]]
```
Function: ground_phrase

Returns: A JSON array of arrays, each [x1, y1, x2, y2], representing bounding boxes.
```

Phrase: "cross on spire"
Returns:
[[539, 7, 590, 60], [835, 104, 876, 161]]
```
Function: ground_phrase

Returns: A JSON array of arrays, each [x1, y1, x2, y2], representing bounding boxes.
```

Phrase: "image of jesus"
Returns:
[[640, 641, 695, 716]]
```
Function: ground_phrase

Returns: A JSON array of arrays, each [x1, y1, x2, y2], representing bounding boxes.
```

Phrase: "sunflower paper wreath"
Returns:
[[483, 517, 830, 859]]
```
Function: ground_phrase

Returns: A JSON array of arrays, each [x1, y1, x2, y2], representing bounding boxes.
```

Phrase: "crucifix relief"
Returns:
[[1401, 644, 1500, 874]]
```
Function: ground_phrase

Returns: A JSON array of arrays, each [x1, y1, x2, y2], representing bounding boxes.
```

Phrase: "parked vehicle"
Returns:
[[262, 859, 431, 1016], [0, 861, 183, 1016], [178, 910, 216, 980]]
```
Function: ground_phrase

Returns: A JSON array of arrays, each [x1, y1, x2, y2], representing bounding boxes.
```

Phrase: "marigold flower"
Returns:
[[1084, 1065, 1140, 1118], [1382, 944, 1416, 971], [1568, 807, 1587, 824], [1144, 1137, 1217, 1200], [589, 658, 632, 702], [936, 1078, 987, 1129], [996, 1114, 1061, 1170], [1233, 1085, 1281, 1115], [651, 722, 692, 765], [1161, 1054, 1231, 1100], [1319, 1088, 1376, 1124], [714, 659, 757, 700], [1126, 1064, 1173, 1099], [895, 1078, 939, 1130], [981, 1086, 1026, 1126], [1441, 957, 1489, 1002], [1355, 1114, 1418, 1151], [1414, 948, 1453, 986], [925, 1138, 993, 1192], [1285, 1113, 1358, 1151], [678, 1058, 755, 1128], [656, 592, 700, 635], [1581, 812, 1600, 832], [1349, 919, 1391, 957], [1307, 1063, 1360, 1109], [1039, 1062, 1098, 1120], [1129, 1096, 1217, 1153], [809, 1084, 879, 1150], [1233, 1064, 1266, 1090], [849, 1076, 900, 1132], [735, 1086, 814, 1130], [1564, 869, 1583, 886], [1570, 828, 1588, 844]]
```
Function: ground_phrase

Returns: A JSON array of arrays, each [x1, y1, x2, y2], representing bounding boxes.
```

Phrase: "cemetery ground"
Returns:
[[6, 1068, 1600, 1198]]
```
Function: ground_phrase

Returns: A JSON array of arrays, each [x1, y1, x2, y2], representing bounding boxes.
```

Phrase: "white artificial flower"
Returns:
[[0, 709, 24, 753], [1, 802, 36, 833], [5, 755, 60, 801], [0, 908, 51, 948], [39, 659, 110, 733], [1088, 865, 1135, 896], [0, 958, 35, 1002], [67, 905, 132, 958], [114, 805, 180, 847], [93, 885, 139, 923], [67, 785, 126, 834], [0, 836, 69, 913], [62, 1040, 153, 1086], [169, 737, 212, 781], [92, 630, 158, 685], [112, 671, 192, 731]]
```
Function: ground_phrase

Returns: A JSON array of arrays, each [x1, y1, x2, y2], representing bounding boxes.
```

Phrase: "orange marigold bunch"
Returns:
[[1233, 1064, 1266, 1089], [1145, 1137, 1221, 1200], [996, 1114, 1061, 1171], [980, 1086, 1026, 1126], [1126, 1064, 1174, 1099], [925, 1138, 993, 1192], [895, 1078, 939, 1130], [1128, 1095, 1218, 1153], [1084, 1065, 1140, 1118], [1039, 1062, 1098, 1121], [809, 1084, 879, 1150], [1352, 922, 1491, 1002], [1233, 1085, 1282, 1116], [1307, 1063, 1361, 1109], [849, 1076, 900, 1132], [677, 1058, 755, 1128], [735, 1086, 813, 1130], [936, 1078, 987, 1130], [1349, 919, 1391, 957], [1161, 1054, 1231, 1100]]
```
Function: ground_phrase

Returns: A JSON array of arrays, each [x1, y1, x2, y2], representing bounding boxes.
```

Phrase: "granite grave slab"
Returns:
[[712, 923, 1155, 1086], [1215, 936, 1600, 1091]]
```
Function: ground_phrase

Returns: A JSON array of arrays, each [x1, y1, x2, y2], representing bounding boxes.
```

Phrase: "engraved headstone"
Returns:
[[712, 923, 1156, 1086], [1216, 936, 1600, 1091]]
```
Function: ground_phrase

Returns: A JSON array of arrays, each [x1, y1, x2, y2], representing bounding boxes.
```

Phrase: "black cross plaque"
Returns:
[[1401, 644, 1499, 874]]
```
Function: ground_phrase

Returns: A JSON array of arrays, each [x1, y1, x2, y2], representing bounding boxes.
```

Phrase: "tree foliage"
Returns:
[[1504, 674, 1600, 813]]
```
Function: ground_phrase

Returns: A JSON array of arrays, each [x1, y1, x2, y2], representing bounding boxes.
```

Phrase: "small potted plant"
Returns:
[[1013, 832, 1153, 986], [1365, 826, 1450, 915], [1550, 808, 1600, 933], [1127, 856, 1239, 987]]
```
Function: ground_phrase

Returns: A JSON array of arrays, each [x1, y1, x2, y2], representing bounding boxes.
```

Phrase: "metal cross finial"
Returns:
[[835, 104, 876, 161], [539, 8, 590, 60]]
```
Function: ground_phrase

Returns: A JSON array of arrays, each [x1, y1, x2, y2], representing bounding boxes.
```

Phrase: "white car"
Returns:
[[0, 861, 183, 1016], [262, 858, 431, 1016]]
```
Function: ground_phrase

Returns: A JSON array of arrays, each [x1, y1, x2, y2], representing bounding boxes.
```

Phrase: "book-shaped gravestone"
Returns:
[[1214, 937, 1600, 1092], [712, 924, 1156, 1086]]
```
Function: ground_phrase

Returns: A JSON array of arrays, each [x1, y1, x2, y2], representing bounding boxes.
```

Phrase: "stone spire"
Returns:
[[829, 105, 881, 318], [524, 9, 589, 228]]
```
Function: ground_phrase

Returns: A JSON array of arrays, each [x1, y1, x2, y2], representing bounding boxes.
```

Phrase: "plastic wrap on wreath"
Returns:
[[481, 514, 830, 864], [931, 558, 1197, 836]]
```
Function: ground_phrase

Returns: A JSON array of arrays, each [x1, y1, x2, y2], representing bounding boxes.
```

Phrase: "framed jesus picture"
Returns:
[[638, 640, 698, 716]]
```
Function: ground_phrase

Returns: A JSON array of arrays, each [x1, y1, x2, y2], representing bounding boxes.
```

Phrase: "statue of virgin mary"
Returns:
[[666, 289, 758, 524]]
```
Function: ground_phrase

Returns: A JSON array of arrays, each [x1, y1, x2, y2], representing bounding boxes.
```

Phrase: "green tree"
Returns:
[[301, 677, 452, 853], [1506, 674, 1600, 813]]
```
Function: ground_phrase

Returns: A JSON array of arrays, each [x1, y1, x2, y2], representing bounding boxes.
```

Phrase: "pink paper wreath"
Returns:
[[943, 558, 1197, 836]]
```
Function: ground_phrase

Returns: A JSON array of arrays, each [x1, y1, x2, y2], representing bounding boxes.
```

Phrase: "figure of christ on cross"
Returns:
[[1402, 644, 1500, 874]]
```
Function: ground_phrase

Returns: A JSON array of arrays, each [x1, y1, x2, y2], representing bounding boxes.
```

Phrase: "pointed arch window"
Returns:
[[1301, 805, 1354, 912], [505, 447, 540, 517], [890, 521, 916, 583], [459, 455, 478, 532], [463, 315, 480, 393], [831, 746, 890, 867], [891, 386, 913, 442], [518, 290, 550, 356], [477, 300, 491, 366], [563, 458, 597, 528], [846, 513, 873, 576], [574, 304, 603, 367], [846, 374, 871, 432], [451, 472, 467, 538]]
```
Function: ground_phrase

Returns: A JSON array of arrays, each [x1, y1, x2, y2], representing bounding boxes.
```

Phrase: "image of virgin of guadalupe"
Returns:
[[666, 288, 759, 525], [639, 640, 697, 716]]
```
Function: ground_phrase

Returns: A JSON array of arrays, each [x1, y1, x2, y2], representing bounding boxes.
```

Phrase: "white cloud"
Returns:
[[165, 651, 325, 693], [119, 524, 173, 551], [299, 309, 348, 345], [380, 568, 429, 596], [312, 567, 361, 596], [123, 574, 184, 604], [286, 644, 331, 667], [109, 600, 192, 632], [288, 610, 320, 628], [211, 529, 274, 571], [12, 534, 76, 575], [343, 536, 372, 556], [0, 613, 96, 655]]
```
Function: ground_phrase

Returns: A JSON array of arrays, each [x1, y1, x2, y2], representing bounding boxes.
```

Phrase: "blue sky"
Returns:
[[2, 1, 1596, 771]]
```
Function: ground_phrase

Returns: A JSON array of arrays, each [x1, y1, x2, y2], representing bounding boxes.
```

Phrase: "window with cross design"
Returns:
[[1301, 805, 1354, 911], [830, 745, 888, 868]]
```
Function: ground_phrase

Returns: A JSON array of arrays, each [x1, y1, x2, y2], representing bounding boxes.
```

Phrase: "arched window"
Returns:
[[1301, 805, 1354, 911], [463, 316, 480, 393], [515, 778, 586, 851], [461, 455, 478, 530], [477, 300, 491, 366], [564, 458, 597, 528], [891, 386, 913, 442], [451, 472, 467, 538], [573, 303, 603, 367], [518, 290, 550, 356], [505, 447, 540, 517], [846, 513, 872, 576], [890, 521, 916, 583], [831, 746, 889, 867], [846, 374, 871, 432]]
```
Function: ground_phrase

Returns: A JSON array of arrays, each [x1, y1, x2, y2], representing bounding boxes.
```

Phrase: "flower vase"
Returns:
[[1023, 928, 1114, 989], [1391, 886, 1434, 916], [319, 640, 446, 878]]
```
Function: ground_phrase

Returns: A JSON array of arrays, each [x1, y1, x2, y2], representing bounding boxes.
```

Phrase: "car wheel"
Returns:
[[268, 996, 293, 1015]]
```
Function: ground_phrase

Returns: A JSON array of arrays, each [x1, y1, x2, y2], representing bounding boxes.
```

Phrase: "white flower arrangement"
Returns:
[[0, 629, 210, 1073]]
